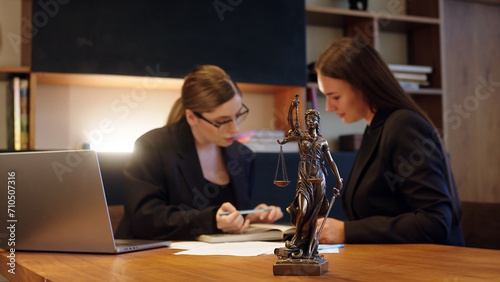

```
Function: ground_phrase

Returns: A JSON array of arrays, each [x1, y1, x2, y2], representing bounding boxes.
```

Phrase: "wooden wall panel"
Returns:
[[442, 0, 500, 202]]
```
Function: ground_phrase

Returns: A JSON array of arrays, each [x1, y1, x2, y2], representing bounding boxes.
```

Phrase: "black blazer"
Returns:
[[115, 119, 255, 240], [342, 109, 464, 246]]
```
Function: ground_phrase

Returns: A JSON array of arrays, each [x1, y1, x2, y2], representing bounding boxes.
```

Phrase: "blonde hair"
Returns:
[[167, 65, 241, 125]]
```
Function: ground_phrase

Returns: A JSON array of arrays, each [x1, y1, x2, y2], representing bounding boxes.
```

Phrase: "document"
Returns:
[[172, 241, 284, 256], [170, 241, 342, 256], [197, 223, 295, 243]]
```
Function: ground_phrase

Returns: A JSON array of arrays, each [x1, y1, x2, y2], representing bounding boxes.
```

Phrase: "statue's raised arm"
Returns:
[[277, 93, 304, 145]]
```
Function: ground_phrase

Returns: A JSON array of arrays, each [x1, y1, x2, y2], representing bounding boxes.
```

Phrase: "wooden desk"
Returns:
[[1, 244, 500, 281]]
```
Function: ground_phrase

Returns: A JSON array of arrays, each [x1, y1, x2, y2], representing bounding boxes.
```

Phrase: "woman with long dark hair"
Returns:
[[315, 38, 464, 246]]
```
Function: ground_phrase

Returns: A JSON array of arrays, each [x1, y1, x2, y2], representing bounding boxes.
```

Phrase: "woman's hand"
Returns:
[[317, 217, 345, 244], [245, 203, 283, 223], [216, 202, 250, 233]]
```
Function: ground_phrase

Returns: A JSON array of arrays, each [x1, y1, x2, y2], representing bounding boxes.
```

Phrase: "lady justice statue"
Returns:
[[273, 93, 343, 276]]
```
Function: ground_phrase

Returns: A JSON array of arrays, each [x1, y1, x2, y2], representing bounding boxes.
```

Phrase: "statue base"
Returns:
[[273, 247, 328, 276]]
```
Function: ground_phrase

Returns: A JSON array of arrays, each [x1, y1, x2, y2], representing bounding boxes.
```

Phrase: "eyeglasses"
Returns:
[[194, 104, 249, 132]]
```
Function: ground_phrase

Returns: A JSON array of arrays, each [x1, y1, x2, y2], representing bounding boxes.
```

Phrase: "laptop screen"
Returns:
[[0, 150, 119, 253]]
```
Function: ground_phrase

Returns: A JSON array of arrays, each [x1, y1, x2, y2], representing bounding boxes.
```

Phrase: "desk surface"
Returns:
[[2, 244, 500, 281]]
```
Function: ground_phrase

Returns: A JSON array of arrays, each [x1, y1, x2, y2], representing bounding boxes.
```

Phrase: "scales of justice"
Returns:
[[272, 93, 343, 276]]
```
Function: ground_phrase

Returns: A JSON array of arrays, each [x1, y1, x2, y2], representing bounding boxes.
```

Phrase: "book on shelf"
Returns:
[[388, 63, 432, 74], [398, 80, 431, 90], [4, 77, 29, 151], [20, 78, 29, 150], [197, 223, 295, 243], [236, 129, 285, 142], [243, 139, 299, 153], [237, 129, 297, 153], [388, 64, 432, 90], [6, 77, 21, 150], [306, 87, 318, 109], [398, 81, 421, 90], [0, 81, 7, 150], [393, 72, 428, 82]]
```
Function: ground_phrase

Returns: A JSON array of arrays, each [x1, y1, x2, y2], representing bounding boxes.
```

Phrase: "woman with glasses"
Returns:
[[116, 65, 283, 240]]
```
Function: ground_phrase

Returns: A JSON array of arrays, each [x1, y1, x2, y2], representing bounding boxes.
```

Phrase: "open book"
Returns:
[[197, 223, 295, 243]]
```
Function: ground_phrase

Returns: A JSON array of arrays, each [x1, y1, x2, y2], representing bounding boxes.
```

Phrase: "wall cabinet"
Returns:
[[306, 0, 443, 130]]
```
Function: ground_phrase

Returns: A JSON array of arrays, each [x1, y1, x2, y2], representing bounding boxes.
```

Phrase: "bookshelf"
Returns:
[[0, 0, 35, 150], [305, 0, 443, 130]]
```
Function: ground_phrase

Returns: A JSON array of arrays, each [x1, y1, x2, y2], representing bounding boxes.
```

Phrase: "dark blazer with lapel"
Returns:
[[342, 109, 464, 246], [115, 118, 255, 240]]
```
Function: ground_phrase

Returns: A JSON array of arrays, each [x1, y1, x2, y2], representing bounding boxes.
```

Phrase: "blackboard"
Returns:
[[31, 0, 306, 86]]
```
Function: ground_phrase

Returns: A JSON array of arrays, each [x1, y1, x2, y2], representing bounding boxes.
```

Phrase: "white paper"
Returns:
[[171, 241, 340, 256], [173, 241, 284, 256]]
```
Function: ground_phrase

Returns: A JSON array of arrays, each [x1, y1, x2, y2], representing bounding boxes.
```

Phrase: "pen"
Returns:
[[219, 208, 272, 216], [318, 244, 344, 250]]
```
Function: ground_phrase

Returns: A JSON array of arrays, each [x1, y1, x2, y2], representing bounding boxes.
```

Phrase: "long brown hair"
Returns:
[[167, 65, 241, 125], [315, 37, 433, 127]]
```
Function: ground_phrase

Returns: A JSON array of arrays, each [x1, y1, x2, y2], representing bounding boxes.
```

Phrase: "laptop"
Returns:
[[0, 150, 171, 254]]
